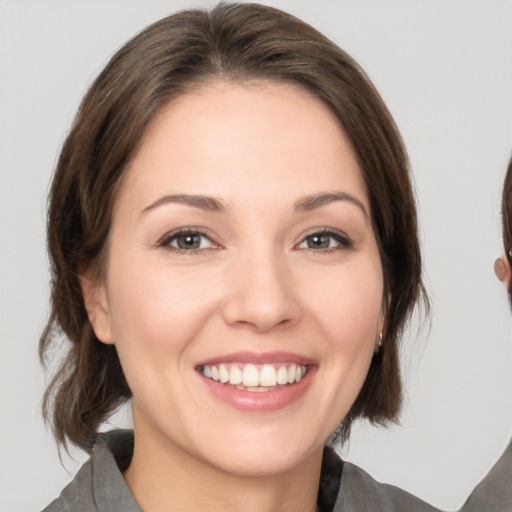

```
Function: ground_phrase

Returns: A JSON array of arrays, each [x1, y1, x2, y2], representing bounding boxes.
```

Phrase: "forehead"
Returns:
[[119, 80, 369, 214]]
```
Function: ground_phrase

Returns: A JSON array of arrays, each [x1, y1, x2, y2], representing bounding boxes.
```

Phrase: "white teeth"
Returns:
[[202, 362, 309, 388], [242, 364, 260, 387], [260, 364, 277, 387], [229, 366, 242, 385], [276, 366, 289, 385], [219, 364, 229, 383], [287, 365, 296, 384]]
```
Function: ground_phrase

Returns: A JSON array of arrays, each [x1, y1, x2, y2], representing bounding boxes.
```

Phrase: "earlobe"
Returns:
[[494, 255, 511, 286], [79, 273, 114, 345]]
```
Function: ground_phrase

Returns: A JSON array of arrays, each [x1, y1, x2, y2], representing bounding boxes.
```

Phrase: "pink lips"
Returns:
[[196, 351, 317, 412], [196, 351, 315, 367]]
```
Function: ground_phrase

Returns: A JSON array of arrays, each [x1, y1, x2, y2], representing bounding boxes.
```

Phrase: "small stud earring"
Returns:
[[375, 332, 383, 354]]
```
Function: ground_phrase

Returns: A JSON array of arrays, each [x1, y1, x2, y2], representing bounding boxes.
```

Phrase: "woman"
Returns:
[[40, 3, 436, 511], [460, 157, 512, 512]]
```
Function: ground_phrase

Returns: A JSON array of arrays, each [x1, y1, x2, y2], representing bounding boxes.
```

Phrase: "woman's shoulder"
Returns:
[[460, 438, 512, 512], [324, 447, 442, 512], [335, 460, 442, 512], [41, 430, 140, 512], [42, 457, 94, 512]]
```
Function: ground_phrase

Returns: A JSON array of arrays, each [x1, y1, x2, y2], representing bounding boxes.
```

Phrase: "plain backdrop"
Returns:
[[1, 1, 511, 511]]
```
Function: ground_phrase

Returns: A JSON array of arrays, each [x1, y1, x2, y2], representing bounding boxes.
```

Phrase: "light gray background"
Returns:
[[1, 1, 511, 511]]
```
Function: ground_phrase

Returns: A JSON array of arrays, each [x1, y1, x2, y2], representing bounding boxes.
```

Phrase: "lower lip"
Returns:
[[200, 368, 315, 412]]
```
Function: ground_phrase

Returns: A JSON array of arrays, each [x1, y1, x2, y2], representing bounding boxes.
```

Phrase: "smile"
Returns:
[[201, 363, 308, 391]]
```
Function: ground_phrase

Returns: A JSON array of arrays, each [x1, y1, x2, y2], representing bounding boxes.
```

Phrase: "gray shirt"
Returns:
[[460, 439, 512, 512], [41, 430, 441, 512]]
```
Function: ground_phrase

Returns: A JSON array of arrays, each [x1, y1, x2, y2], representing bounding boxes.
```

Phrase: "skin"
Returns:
[[83, 80, 384, 512]]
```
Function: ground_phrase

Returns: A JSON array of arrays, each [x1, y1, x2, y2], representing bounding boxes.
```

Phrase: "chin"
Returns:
[[208, 445, 312, 478], [195, 423, 325, 477]]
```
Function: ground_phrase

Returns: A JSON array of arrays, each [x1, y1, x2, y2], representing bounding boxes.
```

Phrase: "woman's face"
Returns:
[[88, 81, 384, 476]]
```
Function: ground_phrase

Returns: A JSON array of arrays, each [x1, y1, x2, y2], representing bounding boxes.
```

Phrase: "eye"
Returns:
[[158, 229, 217, 253], [297, 229, 352, 251]]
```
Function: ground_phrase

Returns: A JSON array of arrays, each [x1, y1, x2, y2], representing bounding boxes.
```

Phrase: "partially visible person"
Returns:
[[461, 155, 512, 511]]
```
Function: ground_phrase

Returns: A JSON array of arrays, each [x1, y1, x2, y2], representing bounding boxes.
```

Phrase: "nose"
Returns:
[[221, 250, 302, 333]]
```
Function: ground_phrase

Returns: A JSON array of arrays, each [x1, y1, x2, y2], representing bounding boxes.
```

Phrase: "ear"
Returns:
[[79, 271, 114, 345], [494, 255, 511, 286]]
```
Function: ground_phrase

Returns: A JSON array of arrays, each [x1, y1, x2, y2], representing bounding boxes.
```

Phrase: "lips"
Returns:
[[196, 352, 315, 411]]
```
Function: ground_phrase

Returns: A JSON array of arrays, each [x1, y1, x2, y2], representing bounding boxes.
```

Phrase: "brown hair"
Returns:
[[501, 155, 512, 303], [40, 2, 428, 452]]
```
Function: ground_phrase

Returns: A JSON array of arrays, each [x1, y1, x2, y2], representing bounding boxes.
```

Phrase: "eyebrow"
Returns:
[[294, 192, 369, 219], [141, 194, 227, 216], [141, 191, 369, 218]]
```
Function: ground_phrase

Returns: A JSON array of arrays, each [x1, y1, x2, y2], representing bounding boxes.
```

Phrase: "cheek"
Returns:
[[104, 260, 223, 411], [305, 261, 383, 344], [105, 254, 220, 356], [302, 258, 383, 410]]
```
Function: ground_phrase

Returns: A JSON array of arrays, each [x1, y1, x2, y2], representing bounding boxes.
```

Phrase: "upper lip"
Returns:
[[196, 351, 317, 367]]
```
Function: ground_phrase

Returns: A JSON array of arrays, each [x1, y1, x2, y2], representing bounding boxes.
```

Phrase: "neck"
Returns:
[[123, 426, 323, 512]]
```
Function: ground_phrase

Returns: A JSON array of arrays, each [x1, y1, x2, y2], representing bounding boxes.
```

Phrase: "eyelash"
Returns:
[[296, 228, 353, 253], [157, 228, 218, 255], [156, 227, 353, 254]]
